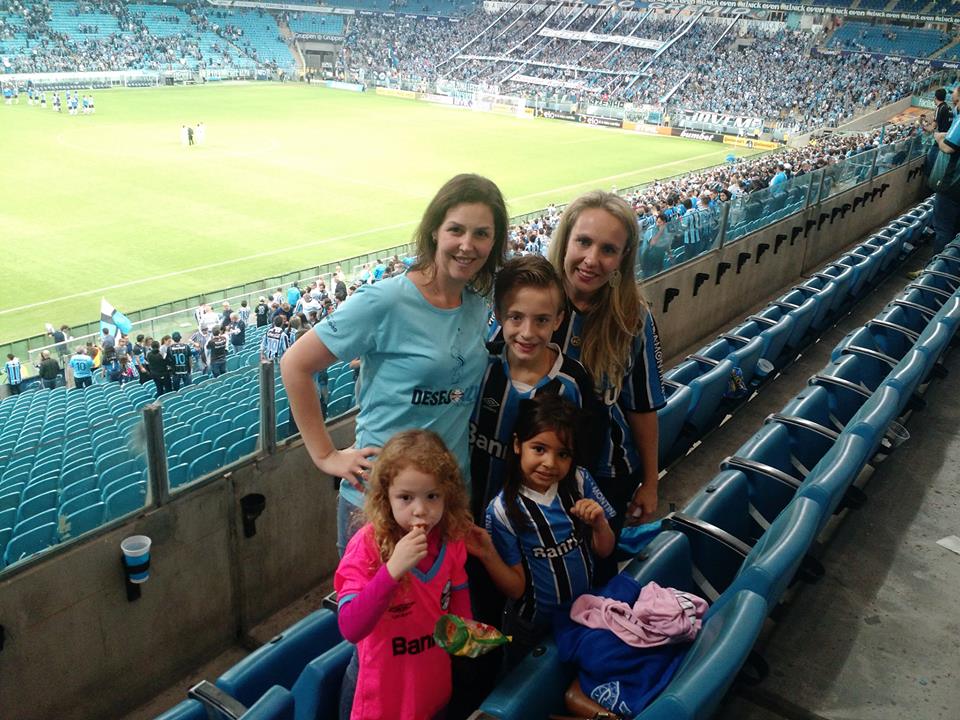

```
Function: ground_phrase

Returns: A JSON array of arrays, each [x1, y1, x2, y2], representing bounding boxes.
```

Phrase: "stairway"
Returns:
[[276, 14, 306, 74]]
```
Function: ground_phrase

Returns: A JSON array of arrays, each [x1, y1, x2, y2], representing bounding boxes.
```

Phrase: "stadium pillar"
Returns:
[[259, 361, 277, 455], [716, 201, 731, 248], [143, 403, 171, 506], [868, 147, 879, 182]]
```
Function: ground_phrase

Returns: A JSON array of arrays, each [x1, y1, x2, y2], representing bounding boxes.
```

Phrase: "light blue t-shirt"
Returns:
[[314, 274, 489, 507]]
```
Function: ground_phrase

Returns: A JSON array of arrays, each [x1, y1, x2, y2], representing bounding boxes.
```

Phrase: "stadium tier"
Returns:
[[827, 21, 952, 58]]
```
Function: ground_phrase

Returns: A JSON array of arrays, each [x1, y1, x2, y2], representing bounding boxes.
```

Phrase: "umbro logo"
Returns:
[[482, 397, 500, 412]]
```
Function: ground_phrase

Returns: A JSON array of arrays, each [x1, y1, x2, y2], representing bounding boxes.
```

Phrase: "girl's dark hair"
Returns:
[[503, 394, 582, 531]]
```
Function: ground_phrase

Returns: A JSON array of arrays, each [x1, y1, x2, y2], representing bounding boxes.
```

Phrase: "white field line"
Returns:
[[1, 150, 724, 315]]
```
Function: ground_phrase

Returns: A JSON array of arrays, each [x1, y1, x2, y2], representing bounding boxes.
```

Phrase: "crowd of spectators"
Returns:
[[336, 8, 926, 132], [0, 0, 281, 73], [505, 122, 921, 275]]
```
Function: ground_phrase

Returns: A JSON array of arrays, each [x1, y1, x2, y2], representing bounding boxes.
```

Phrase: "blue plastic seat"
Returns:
[[188, 448, 227, 480], [22, 478, 58, 503], [663, 355, 734, 438], [216, 610, 343, 707], [95, 448, 130, 476], [760, 295, 817, 352], [215, 428, 246, 452], [61, 502, 106, 539], [60, 486, 103, 516], [201, 419, 234, 445], [3, 522, 58, 566], [16, 489, 58, 524], [325, 396, 355, 419], [233, 408, 260, 433], [242, 686, 295, 720], [796, 433, 873, 531], [836, 251, 876, 300], [104, 481, 147, 520], [811, 263, 855, 312], [811, 354, 884, 403], [99, 460, 140, 491], [178, 440, 213, 469], [478, 638, 571, 719], [792, 277, 838, 335], [29, 458, 60, 482], [658, 383, 693, 466], [13, 507, 58, 537], [168, 462, 189, 489], [637, 591, 769, 720], [728, 312, 796, 372], [696, 334, 765, 387], [154, 700, 206, 720], [226, 435, 258, 464], [290, 641, 355, 720], [168, 433, 204, 460]]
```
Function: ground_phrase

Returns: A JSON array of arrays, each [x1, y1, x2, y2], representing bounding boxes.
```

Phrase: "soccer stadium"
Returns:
[[0, 0, 958, 718]]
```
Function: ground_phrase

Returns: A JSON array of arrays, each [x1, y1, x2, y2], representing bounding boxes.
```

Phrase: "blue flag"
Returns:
[[100, 298, 133, 339]]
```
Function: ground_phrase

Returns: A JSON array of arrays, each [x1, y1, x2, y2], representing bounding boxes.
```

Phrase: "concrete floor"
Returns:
[[129, 247, 960, 720]]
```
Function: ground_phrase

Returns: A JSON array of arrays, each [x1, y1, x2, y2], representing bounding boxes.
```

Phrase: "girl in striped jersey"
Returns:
[[468, 394, 615, 664]]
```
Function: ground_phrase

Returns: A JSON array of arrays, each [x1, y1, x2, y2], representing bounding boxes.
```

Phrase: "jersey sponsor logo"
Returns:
[[410, 386, 477, 406], [531, 534, 581, 559], [482, 396, 500, 412], [388, 600, 415, 619], [469, 423, 509, 460], [392, 634, 436, 656]]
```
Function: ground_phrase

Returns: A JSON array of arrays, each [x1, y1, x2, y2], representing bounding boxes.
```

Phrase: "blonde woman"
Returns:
[[546, 191, 665, 578]]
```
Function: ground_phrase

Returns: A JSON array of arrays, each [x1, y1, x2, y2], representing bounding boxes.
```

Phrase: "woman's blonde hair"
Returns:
[[548, 190, 646, 393], [364, 429, 473, 564], [408, 174, 509, 296]]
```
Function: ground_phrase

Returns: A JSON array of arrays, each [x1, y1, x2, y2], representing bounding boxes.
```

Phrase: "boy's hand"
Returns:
[[570, 499, 607, 528], [386, 526, 428, 580], [464, 523, 498, 560]]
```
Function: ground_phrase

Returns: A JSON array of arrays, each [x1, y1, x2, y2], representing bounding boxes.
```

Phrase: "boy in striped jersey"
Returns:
[[469, 255, 599, 521], [4, 354, 23, 395]]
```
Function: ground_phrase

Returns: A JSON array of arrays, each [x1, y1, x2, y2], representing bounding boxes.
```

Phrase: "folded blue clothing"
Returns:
[[554, 574, 688, 717]]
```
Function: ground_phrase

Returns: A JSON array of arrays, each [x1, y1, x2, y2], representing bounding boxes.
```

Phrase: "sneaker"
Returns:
[[906, 269, 923, 279]]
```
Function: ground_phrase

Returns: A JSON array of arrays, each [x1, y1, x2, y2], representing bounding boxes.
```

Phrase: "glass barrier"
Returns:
[[635, 204, 725, 279], [724, 172, 812, 244], [875, 139, 917, 177], [2, 241, 415, 370]]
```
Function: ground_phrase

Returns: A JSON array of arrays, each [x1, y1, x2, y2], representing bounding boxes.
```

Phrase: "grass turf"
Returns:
[[0, 82, 758, 344]]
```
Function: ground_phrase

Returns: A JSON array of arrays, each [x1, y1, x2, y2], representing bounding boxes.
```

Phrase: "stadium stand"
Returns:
[[826, 21, 951, 58]]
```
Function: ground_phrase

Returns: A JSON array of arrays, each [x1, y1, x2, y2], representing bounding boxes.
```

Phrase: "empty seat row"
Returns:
[[656, 198, 932, 467]]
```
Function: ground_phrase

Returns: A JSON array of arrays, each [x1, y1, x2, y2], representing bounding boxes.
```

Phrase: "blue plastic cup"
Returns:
[[121, 535, 152, 584]]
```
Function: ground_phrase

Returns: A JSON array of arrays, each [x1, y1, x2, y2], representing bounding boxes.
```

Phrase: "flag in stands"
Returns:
[[100, 298, 133, 338]]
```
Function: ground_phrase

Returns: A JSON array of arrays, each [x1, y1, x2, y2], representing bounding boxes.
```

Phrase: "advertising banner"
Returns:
[[535, 108, 579, 122], [672, 128, 724, 143], [578, 114, 623, 128]]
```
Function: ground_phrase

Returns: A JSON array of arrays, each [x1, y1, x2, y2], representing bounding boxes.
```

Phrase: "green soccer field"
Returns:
[[0, 82, 758, 344]]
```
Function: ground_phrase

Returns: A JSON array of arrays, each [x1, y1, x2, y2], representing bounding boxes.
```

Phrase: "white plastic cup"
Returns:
[[756, 359, 775, 377], [121, 535, 152, 584], [885, 421, 910, 449]]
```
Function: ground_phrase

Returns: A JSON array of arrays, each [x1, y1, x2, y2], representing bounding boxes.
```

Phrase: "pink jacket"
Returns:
[[569, 581, 708, 648]]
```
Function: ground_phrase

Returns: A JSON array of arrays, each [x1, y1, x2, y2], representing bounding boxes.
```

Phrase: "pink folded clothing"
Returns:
[[570, 581, 709, 648]]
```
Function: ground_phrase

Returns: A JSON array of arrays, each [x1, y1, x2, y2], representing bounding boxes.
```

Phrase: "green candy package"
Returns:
[[433, 614, 511, 658]]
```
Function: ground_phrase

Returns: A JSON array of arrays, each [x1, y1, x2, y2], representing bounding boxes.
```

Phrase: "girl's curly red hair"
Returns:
[[363, 429, 473, 564]]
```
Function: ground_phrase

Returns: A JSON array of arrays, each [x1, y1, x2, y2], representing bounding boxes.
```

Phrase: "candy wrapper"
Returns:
[[433, 614, 511, 658]]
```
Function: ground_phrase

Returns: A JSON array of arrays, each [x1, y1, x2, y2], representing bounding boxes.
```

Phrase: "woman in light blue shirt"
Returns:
[[282, 174, 508, 553]]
